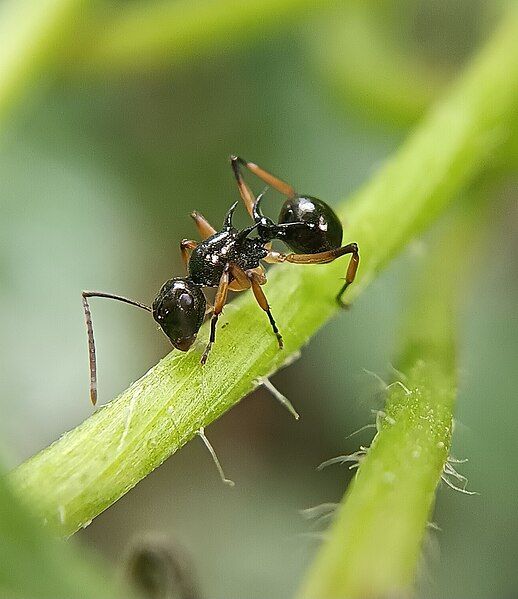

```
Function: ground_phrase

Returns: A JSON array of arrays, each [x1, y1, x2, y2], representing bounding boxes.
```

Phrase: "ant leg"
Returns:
[[231, 155, 296, 198], [228, 263, 281, 346], [264, 243, 359, 307], [335, 248, 359, 308], [201, 266, 230, 365], [180, 239, 197, 272], [190, 211, 216, 239], [228, 264, 267, 291], [246, 269, 283, 349], [228, 262, 251, 291], [81, 291, 151, 406], [230, 155, 256, 218]]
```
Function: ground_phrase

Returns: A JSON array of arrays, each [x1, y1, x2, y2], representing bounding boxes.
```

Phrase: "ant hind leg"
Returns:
[[264, 242, 359, 308]]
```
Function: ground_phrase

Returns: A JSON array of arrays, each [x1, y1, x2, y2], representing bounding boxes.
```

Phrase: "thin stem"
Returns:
[[0, 462, 120, 599], [297, 209, 476, 598], [10, 9, 518, 537]]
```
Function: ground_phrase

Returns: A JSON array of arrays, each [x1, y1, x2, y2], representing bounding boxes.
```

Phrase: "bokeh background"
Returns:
[[1, 1, 517, 597]]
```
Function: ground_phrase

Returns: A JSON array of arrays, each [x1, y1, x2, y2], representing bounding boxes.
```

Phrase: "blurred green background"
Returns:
[[1, 1, 517, 597]]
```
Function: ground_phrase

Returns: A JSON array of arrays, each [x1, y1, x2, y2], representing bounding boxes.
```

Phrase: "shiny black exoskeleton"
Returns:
[[152, 278, 206, 351], [152, 202, 267, 354], [278, 196, 343, 253], [82, 155, 359, 406], [251, 193, 343, 254], [188, 203, 267, 287]]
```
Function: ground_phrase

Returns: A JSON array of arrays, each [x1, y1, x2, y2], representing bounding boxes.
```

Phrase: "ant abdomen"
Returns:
[[278, 195, 343, 254]]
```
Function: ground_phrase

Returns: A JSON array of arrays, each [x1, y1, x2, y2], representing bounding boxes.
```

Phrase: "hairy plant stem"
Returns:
[[11, 9, 518, 537], [297, 210, 475, 598]]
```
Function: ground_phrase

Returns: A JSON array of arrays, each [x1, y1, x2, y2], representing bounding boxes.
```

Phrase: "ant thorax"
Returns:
[[188, 228, 267, 287]]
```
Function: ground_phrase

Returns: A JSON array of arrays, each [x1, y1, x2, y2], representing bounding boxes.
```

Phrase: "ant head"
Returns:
[[152, 278, 206, 351]]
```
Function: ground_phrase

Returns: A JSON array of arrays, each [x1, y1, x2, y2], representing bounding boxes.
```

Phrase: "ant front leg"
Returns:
[[264, 243, 359, 308], [201, 265, 230, 365]]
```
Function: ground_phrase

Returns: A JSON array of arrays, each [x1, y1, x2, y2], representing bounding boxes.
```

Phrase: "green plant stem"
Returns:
[[0, 462, 120, 599], [81, 0, 341, 72], [297, 213, 473, 598], [10, 9, 518, 537], [0, 0, 85, 125], [310, 3, 450, 127]]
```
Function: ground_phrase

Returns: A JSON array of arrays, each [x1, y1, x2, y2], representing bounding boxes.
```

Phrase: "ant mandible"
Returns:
[[82, 156, 359, 405]]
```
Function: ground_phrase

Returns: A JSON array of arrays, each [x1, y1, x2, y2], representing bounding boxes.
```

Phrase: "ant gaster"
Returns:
[[82, 156, 359, 405]]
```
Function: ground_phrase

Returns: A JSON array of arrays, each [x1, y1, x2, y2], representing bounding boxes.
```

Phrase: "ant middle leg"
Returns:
[[264, 243, 359, 307], [228, 263, 266, 292], [231, 155, 296, 199], [246, 268, 283, 349], [228, 263, 282, 347], [201, 266, 230, 365]]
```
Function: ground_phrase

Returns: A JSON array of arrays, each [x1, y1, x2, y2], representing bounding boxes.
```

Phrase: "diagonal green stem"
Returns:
[[10, 9, 518, 537], [0, 469, 121, 599]]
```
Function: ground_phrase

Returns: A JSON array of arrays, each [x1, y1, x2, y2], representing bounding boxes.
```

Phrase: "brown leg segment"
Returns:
[[201, 266, 230, 365], [265, 242, 359, 307], [190, 210, 216, 239], [228, 263, 266, 291], [335, 248, 360, 308], [230, 155, 256, 218], [228, 263, 251, 291], [180, 239, 198, 272], [231, 155, 296, 198]]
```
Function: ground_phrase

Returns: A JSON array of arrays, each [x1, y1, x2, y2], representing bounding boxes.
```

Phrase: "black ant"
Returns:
[[82, 156, 359, 405]]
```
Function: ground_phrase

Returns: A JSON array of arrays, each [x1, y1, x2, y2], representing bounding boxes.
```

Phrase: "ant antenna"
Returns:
[[82, 291, 151, 406]]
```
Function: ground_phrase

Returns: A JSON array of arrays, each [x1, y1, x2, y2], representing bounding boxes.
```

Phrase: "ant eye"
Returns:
[[179, 292, 193, 309], [152, 278, 206, 351]]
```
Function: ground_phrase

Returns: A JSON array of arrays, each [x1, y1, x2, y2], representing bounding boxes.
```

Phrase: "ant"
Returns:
[[82, 156, 359, 405]]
